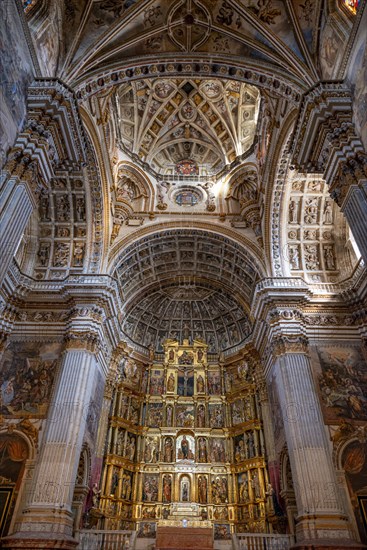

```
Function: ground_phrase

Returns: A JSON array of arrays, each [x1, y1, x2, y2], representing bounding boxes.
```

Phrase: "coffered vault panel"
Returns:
[[122, 284, 252, 354], [113, 229, 262, 352], [111, 78, 260, 176]]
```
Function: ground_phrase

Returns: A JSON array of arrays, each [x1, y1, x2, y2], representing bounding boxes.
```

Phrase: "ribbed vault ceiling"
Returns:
[[112, 78, 260, 176]]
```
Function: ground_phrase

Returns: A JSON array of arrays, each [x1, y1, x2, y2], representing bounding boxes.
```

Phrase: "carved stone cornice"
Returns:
[[2, 80, 87, 203], [291, 83, 365, 190], [329, 152, 367, 207]]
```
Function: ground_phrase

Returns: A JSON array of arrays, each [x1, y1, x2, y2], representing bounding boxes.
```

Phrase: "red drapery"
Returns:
[[0, 437, 28, 462]]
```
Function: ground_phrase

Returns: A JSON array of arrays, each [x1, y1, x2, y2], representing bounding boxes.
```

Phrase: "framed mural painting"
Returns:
[[311, 343, 367, 424], [0, 488, 13, 537], [358, 496, 367, 533]]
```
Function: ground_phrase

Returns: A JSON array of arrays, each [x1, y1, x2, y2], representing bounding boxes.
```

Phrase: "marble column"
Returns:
[[4, 332, 104, 549], [270, 336, 353, 544]]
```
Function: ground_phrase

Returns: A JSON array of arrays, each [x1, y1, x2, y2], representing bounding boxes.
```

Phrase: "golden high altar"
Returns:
[[98, 338, 273, 542]]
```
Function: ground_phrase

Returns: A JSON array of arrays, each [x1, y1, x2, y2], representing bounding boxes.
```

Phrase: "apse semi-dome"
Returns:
[[121, 283, 252, 354], [113, 229, 263, 353]]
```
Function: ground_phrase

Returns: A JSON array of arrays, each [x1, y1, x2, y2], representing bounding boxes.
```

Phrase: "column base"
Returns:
[[291, 540, 366, 550], [2, 507, 78, 550], [293, 513, 364, 549], [1, 532, 78, 550]]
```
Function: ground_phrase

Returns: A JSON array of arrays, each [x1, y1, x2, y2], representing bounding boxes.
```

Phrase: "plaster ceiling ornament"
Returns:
[[112, 78, 260, 177], [167, 0, 212, 52]]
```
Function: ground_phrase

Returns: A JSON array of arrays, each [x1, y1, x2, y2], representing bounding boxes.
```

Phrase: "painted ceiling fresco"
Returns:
[[112, 78, 259, 176]]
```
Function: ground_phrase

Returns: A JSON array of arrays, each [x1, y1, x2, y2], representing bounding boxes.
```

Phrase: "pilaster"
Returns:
[[251, 282, 359, 547]]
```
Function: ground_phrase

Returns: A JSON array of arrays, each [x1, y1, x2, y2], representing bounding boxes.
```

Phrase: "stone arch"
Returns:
[[0, 430, 33, 537], [74, 64, 303, 106], [336, 435, 367, 543], [80, 107, 111, 273], [108, 223, 266, 354], [108, 220, 266, 275]]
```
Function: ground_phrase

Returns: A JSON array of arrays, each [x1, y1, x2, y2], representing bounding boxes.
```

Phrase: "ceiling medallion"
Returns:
[[167, 0, 211, 52]]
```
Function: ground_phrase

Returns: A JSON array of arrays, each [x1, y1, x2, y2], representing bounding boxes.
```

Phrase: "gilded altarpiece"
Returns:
[[98, 340, 274, 537]]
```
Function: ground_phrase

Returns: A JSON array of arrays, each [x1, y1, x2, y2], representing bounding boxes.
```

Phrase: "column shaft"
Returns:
[[272, 352, 352, 541]]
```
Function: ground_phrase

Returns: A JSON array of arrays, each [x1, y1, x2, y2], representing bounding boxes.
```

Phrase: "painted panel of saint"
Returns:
[[211, 476, 228, 504], [197, 437, 208, 463], [166, 372, 176, 393], [149, 370, 164, 395], [207, 371, 222, 395], [163, 437, 174, 462], [210, 438, 226, 462], [146, 403, 163, 428], [196, 373, 205, 393], [162, 474, 172, 503], [231, 399, 245, 425], [180, 476, 191, 502], [176, 434, 195, 460], [238, 472, 249, 503], [209, 404, 224, 428], [197, 475, 208, 504], [196, 403, 206, 428], [142, 475, 159, 502], [176, 404, 194, 428]]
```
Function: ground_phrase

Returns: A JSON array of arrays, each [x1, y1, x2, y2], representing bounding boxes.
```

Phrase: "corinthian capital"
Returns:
[[64, 330, 100, 353], [271, 334, 309, 357]]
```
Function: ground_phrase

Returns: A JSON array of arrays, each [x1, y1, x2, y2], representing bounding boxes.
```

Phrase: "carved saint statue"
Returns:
[[196, 374, 205, 393], [167, 373, 175, 392], [198, 475, 208, 504], [181, 435, 189, 459]]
